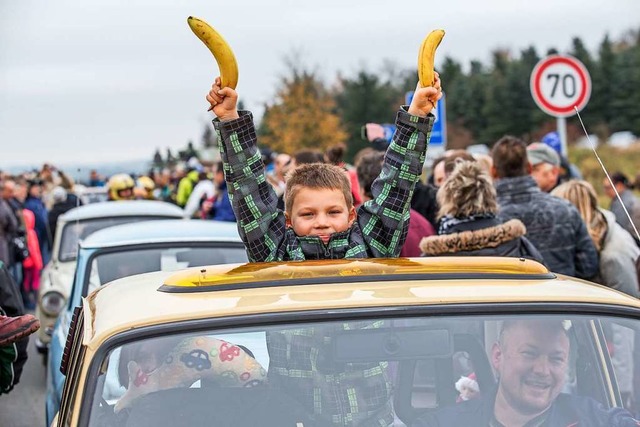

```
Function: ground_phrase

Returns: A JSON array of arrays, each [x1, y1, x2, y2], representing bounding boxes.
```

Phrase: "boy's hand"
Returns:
[[206, 77, 240, 121], [408, 72, 443, 117]]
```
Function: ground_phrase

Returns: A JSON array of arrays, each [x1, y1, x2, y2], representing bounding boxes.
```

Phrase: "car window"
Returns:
[[86, 246, 248, 292], [79, 188, 109, 205], [86, 314, 639, 427], [59, 217, 175, 262]]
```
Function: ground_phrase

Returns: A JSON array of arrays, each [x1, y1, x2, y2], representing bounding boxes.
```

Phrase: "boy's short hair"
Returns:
[[285, 163, 353, 213], [491, 136, 529, 179]]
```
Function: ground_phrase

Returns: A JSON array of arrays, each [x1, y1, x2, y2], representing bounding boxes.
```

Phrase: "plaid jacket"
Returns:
[[213, 108, 432, 426], [266, 320, 394, 427], [213, 108, 433, 263]]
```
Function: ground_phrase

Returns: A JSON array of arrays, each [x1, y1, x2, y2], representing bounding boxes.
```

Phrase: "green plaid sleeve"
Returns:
[[358, 107, 434, 258], [213, 112, 286, 262]]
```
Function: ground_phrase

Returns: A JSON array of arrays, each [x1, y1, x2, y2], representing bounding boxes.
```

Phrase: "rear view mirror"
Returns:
[[333, 327, 452, 362]]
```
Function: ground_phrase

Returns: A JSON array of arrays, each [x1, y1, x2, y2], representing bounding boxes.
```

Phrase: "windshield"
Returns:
[[85, 246, 248, 293], [59, 217, 175, 262], [87, 313, 640, 427]]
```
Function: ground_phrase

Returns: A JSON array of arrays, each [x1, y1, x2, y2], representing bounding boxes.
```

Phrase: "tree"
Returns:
[[569, 37, 599, 128], [258, 59, 348, 155], [503, 47, 543, 142], [586, 34, 615, 139], [201, 123, 217, 149], [479, 50, 513, 144], [520, 46, 548, 133], [334, 67, 404, 160], [459, 61, 489, 143], [440, 56, 465, 122], [152, 149, 163, 168], [166, 148, 176, 168], [610, 31, 640, 134]]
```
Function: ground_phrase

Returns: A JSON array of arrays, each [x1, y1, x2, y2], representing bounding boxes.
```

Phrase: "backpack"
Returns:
[[10, 234, 29, 263]]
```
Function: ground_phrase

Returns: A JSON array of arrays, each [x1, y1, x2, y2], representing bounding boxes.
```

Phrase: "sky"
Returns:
[[1, 0, 638, 169]]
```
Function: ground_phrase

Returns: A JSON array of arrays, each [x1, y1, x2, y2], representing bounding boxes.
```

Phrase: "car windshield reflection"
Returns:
[[87, 314, 640, 427]]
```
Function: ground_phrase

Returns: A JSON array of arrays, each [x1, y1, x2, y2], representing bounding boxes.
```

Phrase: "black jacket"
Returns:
[[413, 392, 640, 427], [495, 176, 599, 278], [48, 199, 78, 239], [0, 261, 29, 394], [411, 182, 439, 227]]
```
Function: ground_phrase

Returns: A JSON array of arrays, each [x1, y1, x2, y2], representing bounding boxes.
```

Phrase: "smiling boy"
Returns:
[[205, 76, 440, 426], [207, 75, 441, 262]]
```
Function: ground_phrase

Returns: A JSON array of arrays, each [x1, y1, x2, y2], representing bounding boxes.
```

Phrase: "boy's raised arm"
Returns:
[[208, 78, 286, 262], [358, 76, 442, 257]]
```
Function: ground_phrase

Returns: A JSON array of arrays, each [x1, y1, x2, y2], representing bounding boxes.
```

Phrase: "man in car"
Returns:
[[414, 318, 640, 426]]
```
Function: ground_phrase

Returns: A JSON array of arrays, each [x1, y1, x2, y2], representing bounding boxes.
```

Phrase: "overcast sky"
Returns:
[[1, 0, 638, 168]]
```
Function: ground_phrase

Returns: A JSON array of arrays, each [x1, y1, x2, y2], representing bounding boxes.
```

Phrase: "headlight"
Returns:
[[40, 291, 66, 316]]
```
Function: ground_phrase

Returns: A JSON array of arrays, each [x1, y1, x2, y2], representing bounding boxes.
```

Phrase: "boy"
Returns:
[[207, 74, 441, 262], [207, 76, 441, 426]]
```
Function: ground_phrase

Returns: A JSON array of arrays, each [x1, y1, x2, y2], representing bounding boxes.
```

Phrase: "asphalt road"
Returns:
[[0, 336, 47, 427]]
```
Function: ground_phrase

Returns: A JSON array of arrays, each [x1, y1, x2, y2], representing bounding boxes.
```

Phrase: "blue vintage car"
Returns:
[[36, 200, 185, 356], [45, 219, 248, 426]]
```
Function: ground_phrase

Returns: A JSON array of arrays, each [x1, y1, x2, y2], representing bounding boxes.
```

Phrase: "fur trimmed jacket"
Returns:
[[419, 217, 544, 263]]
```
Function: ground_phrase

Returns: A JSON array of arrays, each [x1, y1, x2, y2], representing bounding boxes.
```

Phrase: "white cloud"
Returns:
[[1, 0, 638, 166]]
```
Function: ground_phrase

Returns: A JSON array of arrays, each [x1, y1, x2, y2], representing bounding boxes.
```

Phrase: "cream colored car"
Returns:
[[53, 257, 640, 426]]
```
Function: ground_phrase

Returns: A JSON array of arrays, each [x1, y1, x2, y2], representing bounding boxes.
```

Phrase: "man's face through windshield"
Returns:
[[492, 320, 570, 415]]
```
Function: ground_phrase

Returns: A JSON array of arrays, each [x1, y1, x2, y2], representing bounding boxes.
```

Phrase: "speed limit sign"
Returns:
[[530, 55, 591, 118]]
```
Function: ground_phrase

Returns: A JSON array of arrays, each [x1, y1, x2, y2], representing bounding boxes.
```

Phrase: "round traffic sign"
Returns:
[[530, 54, 591, 118]]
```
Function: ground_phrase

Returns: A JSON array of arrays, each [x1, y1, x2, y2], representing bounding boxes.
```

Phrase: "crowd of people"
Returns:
[[2, 133, 638, 290], [1, 102, 639, 317], [199, 75, 640, 425], [1, 73, 640, 427]]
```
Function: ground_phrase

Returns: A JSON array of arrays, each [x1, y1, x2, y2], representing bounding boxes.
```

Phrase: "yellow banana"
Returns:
[[418, 29, 445, 87], [187, 16, 239, 89]]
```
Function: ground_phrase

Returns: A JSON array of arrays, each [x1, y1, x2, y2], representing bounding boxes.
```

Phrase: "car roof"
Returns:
[[79, 220, 241, 249], [83, 257, 640, 349], [59, 200, 184, 222]]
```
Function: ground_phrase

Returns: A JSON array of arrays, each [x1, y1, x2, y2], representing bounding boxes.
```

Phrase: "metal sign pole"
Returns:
[[557, 116, 568, 157]]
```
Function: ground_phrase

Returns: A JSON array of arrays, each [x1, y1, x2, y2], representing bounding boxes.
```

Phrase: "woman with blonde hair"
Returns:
[[552, 179, 640, 408], [551, 180, 639, 297], [419, 160, 543, 262]]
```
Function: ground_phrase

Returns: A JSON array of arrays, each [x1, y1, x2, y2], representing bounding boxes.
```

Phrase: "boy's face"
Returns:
[[286, 187, 356, 242]]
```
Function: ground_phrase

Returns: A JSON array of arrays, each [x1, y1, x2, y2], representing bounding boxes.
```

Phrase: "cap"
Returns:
[[527, 142, 560, 167]]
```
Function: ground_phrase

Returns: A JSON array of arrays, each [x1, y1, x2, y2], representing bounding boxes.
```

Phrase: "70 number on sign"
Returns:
[[547, 73, 577, 98], [530, 55, 591, 118]]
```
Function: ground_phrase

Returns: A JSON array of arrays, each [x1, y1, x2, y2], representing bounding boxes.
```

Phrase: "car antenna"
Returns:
[[199, 268, 206, 286], [75, 167, 81, 260], [574, 106, 640, 243]]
